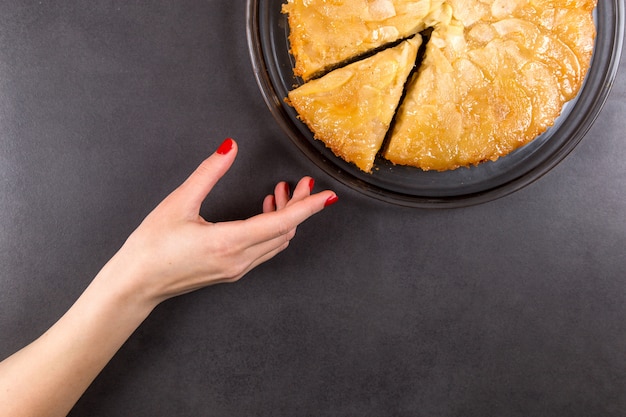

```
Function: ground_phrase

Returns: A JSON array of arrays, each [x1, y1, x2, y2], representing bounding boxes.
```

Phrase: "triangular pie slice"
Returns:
[[282, 0, 435, 81], [287, 37, 421, 173]]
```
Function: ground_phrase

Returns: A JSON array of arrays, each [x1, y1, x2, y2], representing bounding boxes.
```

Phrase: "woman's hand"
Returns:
[[0, 138, 337, 417], [102, 138, 338, 308]]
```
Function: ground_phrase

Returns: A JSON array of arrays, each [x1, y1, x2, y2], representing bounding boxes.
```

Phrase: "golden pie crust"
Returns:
[[283, 0, 597, 172]]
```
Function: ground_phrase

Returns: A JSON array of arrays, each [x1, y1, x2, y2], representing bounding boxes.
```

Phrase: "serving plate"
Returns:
[[246, 0, 624, 208]]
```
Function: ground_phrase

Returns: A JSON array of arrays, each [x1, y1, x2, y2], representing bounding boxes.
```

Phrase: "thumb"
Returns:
[[172, 138, 238, 211]]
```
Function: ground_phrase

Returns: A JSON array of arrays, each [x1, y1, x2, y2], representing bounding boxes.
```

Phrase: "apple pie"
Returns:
[[282, 0, 597, 172]]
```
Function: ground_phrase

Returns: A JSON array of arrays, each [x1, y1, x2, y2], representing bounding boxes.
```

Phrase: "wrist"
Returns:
[[89, 250, 160, 323]]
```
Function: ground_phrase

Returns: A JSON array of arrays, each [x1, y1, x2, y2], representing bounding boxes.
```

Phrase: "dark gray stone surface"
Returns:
[[0, 2, 624, 416]]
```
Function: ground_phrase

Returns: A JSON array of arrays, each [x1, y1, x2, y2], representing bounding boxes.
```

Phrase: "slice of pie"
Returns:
[[287, 37, 421, 173], [384, 0, 596, 171], [282, 0, 434, 81]]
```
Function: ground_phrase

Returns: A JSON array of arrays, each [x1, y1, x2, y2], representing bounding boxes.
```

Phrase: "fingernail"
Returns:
[[309, 178, 315, 192], [324, 195, 339, 207], [216, 138, 234, 155], [284, 182, 290, 195]]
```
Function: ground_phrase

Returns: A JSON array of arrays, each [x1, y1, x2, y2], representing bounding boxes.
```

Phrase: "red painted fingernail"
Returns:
[[324, 195, 339, 207], [309, 178, 315, 192], [216, 138, 234, 155]]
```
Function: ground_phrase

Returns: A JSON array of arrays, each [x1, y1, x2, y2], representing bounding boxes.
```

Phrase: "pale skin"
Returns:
[[0, 138, 338, 417]]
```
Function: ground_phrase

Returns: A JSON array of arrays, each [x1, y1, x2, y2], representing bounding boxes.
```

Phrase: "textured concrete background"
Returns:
[[0, 2, 624, 416]]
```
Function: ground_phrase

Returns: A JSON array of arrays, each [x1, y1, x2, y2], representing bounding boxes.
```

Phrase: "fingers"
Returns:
[[274, 181, 290, 210], [262, 194, 276, 213], [170, 138, 238, 212], [233, 186, 337, 276], [288, 177, 315, 205], [268, 177, 314, 212], [244, 188, 338, 244]]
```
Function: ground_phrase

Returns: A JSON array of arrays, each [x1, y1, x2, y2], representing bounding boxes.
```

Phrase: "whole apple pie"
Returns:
[[283, 0, 596, 172]]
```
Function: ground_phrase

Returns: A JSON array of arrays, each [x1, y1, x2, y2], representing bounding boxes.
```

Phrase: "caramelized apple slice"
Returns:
[[491, 18, 582, 100]]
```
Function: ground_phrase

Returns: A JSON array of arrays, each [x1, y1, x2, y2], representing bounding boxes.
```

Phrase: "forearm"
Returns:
[[0, 258, 156, 417]]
